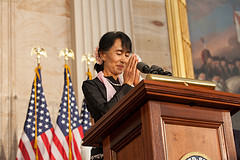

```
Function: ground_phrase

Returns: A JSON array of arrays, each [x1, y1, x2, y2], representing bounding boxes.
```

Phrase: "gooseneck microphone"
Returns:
[[136, 62, 151, 73], [137, 62, 172, 76]]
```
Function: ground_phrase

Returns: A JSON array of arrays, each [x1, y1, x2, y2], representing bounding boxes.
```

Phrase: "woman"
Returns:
[[82, 31, 140, 160]]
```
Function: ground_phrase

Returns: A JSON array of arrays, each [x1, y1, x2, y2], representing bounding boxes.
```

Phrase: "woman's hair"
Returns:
[[94, 31, 132, 73]]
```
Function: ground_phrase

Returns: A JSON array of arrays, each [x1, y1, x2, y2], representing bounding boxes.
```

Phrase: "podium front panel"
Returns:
[[164, 119, 222, 159], [102, 100, 236, 160], [149, 101, 234, 160]]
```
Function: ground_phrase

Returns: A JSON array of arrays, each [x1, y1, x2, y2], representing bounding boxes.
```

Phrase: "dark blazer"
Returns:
[[82, 77, 132, 122]]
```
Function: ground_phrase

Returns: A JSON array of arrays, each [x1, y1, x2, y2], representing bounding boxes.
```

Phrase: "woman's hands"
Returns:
[[123, 53, 140, 86], [133, 63, 140, 86]]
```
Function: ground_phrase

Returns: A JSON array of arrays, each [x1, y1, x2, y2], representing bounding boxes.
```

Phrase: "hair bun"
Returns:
[[94, 63, 104, 73]]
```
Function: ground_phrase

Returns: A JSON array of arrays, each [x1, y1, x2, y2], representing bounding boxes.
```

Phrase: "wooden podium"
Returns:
[[82, 79, 240, 160]]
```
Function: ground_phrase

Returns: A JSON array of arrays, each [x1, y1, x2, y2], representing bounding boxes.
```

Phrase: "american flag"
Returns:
[[16, 67, 54, 160], [80, 98, 92, 134], [80, 70, 92, 134], [50, 65, 84, 160]]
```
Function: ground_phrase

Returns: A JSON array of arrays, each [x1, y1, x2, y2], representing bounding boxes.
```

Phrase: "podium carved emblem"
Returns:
[[180, 152, 211, 160]]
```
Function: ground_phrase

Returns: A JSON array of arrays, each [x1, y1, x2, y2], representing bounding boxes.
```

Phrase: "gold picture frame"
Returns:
[[166, 0, 194, 78]]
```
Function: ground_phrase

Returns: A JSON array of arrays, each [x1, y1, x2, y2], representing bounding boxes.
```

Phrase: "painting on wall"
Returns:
[[186, 0, 240, 94]]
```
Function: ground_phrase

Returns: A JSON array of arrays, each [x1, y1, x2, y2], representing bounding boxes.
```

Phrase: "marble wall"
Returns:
[[132, 0, 172, 71], [0, 0, 71, 159]]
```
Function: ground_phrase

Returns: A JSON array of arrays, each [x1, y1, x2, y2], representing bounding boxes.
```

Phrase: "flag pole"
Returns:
[[59, 48, 75, 160], [31, 46, 47, 160], [81, 53, 96, 80]]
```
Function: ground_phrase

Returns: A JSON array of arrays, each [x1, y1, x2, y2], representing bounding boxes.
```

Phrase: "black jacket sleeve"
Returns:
[[82, 78, 132, 122]]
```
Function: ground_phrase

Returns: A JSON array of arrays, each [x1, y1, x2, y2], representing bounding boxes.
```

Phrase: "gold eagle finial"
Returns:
[[81, 53, 96, 67], [31, 46, 47, 65], [59, 48, 75, 64]]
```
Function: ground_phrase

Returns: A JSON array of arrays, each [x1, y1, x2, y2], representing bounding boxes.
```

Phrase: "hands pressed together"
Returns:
[[123, 53, 140, 86]]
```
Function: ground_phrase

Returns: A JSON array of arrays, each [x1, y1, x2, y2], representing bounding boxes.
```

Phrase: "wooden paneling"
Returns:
[[103, 136, 112, 160], [110, 110, 142, 152], [141, 101, 166, 159], [158, 102, 224, 159], [165, 123, 222, 159], [116, 135, 144, 160], [222, 111, 238, 159], [103, 110, 144, 160]]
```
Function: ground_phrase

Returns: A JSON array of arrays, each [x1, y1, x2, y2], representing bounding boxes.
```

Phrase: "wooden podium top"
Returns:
[[82, 79, 240, 146]]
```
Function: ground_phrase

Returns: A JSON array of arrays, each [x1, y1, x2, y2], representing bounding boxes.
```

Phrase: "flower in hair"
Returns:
[[94, 46, 103, 65]]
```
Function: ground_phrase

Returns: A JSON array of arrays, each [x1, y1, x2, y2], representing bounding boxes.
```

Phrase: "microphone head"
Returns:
[[150, 65, 159, 71], [137, 62, 150, 73], [150, 65, 164, 75], [163, 70, 172, 76]]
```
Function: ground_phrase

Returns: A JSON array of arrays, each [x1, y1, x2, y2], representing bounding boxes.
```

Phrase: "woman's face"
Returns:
[[101, 38, 131, 78]]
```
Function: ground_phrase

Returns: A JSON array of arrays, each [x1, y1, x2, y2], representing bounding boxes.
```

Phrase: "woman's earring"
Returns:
[[101, 57, 105, 62]]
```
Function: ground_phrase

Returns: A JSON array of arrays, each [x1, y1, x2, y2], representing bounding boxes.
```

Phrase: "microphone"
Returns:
[[163, 70, 172, 76], [149, 65, 164, 75], [137, 62, 172, 76], [137, 62, 151, 73]]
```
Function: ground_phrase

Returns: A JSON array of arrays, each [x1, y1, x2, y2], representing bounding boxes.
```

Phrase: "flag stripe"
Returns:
[[42, 128, 53, 153], [38, 134, 49, 160], [16, 148, 24, 160], [51, 125, 69, 160], [37, 145, 44, 160], [56, 125, 69, 157], [22, 132, 36, 159], [78, 126, 84, 139], [17, 139, 31, 160], [71, 140, 76, 160], [72, 138, 77, 160], [44, 128, 54, 153], [52, 134, 67, 160], [50, 142, 61, 160], [73, 128, 83, 153], [72, 130, 82, 160]]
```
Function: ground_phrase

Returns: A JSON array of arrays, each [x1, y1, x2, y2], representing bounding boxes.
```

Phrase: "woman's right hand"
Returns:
[[123, 53, 138, 86], [133, 62, 140, 86]]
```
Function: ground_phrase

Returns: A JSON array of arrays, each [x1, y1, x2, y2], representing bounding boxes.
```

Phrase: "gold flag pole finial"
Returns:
[[31, 46, 47, 66], [59, 48, 75, 64], [81, 53, 96, 80], [81, 53, 96, 69]]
